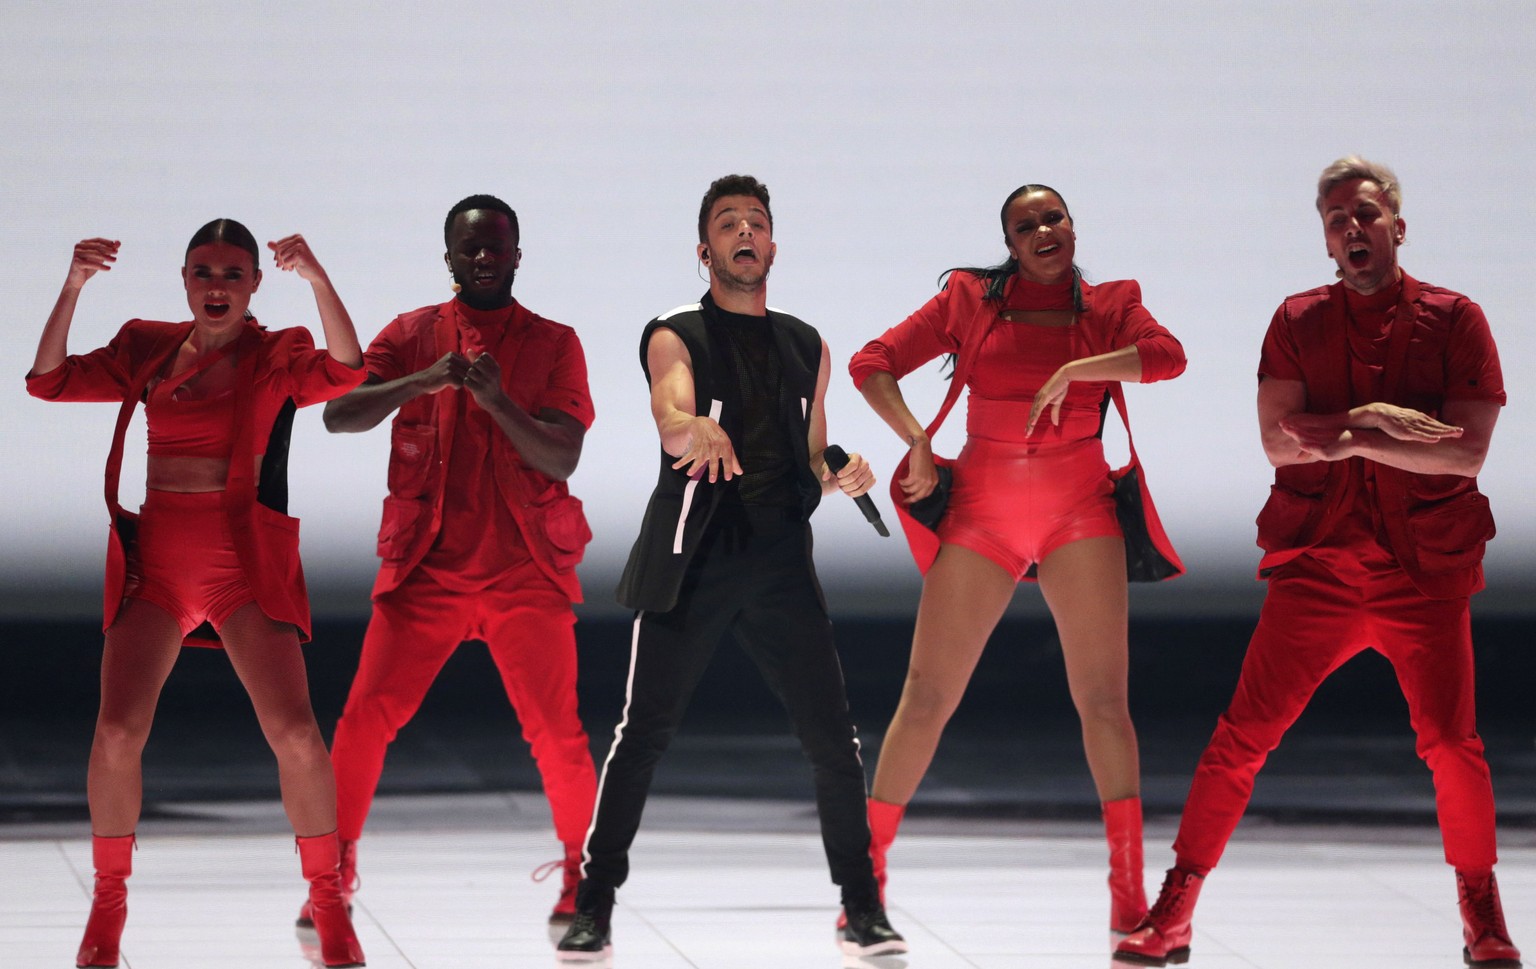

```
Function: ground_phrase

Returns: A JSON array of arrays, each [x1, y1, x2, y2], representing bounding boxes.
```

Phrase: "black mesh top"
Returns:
[[713, 309, 800, 507]]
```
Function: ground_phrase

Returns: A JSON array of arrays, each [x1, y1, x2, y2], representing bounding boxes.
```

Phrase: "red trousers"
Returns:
[[1172, 552, 1498, 872], [330, 565, 597, 847]]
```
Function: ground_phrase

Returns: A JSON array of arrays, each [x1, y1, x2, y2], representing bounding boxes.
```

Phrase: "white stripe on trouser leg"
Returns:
[[580, 611, 646, 877]]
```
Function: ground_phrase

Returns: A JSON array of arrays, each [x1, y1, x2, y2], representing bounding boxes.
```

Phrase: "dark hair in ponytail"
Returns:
[[940, 183, 1084, 312], [185, 218, 260, 270]]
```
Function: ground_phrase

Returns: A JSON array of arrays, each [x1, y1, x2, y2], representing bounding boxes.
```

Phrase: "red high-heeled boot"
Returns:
[[838, 797, 905, 930], [1457, 869, 1522, 968], [1104, 796, 1148, 934], [1114, 866, 1204, 966], [76, 833, 135, 968], [297, 837, 358, 928], [297, 833, 366, 968]]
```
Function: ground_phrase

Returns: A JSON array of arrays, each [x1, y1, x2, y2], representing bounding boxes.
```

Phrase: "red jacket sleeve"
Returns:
[[537, 327, 596, 429], [263, 326, 367, 407], [849, 283, 965, 389], [25, 320, 147, 402], [1095, 280, 1186, 383]]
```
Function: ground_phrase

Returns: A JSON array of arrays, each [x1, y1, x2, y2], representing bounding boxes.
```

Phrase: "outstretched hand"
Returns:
[[267, 234, 327, 283], [68, 238, 120, 287], [672, 416, 742, 482]]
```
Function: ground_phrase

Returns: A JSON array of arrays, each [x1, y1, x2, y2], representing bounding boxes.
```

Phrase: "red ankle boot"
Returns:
[[1103, 797, 1147, 934], [76, 834, 135, 968], [539, 846, 584, 925], [297, 833, 366, 968], [838, 797, 905, 930], [297, 837, 357, 928], [1457, 869, 1522, 968], [1113, 866, 1204, 966]]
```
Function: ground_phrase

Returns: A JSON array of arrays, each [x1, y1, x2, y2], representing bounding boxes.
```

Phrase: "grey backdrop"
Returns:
[[4, 1, 1533, 619]]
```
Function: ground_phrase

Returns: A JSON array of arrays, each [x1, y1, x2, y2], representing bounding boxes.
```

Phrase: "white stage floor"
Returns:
[[4, 792, 1532, 969]]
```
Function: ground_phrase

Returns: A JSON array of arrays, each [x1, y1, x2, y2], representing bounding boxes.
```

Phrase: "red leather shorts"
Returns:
[[125, 489, 256, 636], [937, 436, 1121, 580]]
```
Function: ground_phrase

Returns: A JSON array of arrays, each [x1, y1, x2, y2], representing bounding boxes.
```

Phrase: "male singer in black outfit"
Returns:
[[556, 174, 906, 961]]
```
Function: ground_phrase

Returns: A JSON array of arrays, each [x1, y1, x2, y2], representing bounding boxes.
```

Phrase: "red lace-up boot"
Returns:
[[75, 834, 135, 968], [1113, 866, 1205, 966], [1104, 797, 1148, 934], [1457, 869, 1522, 968], [297, 837, 358, 928], [538, 846, 584, 925], [296, 833, 366, 968], [838, 797, 906, 930]]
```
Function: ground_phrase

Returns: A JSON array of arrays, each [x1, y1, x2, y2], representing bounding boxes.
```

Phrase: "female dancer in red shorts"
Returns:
[[27, 221, 368, 968], [849, 184, 1186, 935]]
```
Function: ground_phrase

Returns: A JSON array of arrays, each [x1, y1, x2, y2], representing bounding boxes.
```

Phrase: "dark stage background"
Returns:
[[5, 613, 1533, 832]]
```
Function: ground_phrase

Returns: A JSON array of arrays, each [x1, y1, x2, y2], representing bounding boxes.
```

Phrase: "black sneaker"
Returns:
[[555, 880, 614, 962], [841, 903, 909, 957]]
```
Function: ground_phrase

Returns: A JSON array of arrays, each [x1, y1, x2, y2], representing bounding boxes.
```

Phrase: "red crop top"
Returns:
[[145, 347, 237, 459]]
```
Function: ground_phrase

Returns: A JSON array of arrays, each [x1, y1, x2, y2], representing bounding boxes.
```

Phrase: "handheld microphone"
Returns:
[[823, 444, 889, 538]]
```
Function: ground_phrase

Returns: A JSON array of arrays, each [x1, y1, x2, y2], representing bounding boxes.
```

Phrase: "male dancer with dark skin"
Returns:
[[306, 195, 598, 926], [556, 175, 906, 961]]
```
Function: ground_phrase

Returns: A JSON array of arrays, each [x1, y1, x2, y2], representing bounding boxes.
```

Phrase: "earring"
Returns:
[[450, 269, 461, 294]]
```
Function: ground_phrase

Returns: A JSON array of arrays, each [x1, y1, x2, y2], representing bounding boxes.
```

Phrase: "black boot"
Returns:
[[555, 880, 614, 962], [840, 881, 908, 957]]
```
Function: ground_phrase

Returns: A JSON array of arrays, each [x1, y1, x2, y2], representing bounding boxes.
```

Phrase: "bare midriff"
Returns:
[[147, 454, 263, 493]]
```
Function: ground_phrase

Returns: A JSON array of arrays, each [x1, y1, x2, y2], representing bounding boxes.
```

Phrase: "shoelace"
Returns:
[[1459, 875, 1509, 936], [1145, 871, 1196, 924], [531, 858, 564, 884]]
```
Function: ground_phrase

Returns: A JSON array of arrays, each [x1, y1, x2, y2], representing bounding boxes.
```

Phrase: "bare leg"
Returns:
[[88, 599, 185, 835], [218, 602, 336, 836], [870, 544, 1015, 805], [1036, 535, 1137, 801]]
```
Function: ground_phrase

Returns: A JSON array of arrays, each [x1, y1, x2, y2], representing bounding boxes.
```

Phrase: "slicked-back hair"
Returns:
[[697, 174, 772, 243], [444, 194, 520, 247], [185, 218, 260, 270], [1316, 155, 1402, 215]]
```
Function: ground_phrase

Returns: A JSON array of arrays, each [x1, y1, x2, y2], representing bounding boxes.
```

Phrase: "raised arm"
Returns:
[[267, 234, 362, 369], [31, 238, 119, 376], [645, 326, 740, 482]]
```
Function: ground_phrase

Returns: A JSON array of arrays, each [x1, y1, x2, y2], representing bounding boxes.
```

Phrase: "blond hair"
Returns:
[[1317, 155, 1402, 214]]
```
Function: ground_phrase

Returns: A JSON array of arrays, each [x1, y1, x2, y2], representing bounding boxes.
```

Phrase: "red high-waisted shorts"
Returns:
[[937, 436, 1121, 580], [125, 489, 256, 635]]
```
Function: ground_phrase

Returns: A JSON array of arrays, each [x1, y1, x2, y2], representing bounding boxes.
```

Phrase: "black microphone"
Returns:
[[824, 444, 889, 537]]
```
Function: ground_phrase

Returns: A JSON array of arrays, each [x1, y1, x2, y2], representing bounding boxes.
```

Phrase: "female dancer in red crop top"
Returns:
[[27, 221, 368, 968], [848, 185, 1186, 938]]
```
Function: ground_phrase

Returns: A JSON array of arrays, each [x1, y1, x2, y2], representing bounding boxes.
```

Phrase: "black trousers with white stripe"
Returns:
[[581, 504, 877, 896]]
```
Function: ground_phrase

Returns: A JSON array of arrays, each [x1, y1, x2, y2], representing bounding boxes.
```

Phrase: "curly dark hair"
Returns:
[[697, 174, 772, 243]]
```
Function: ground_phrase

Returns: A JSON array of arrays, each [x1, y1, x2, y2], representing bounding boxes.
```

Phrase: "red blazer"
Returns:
[[26, 319, 365, 643], [1255, 274, 1503, 598], [365, 301, 594, 603]]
